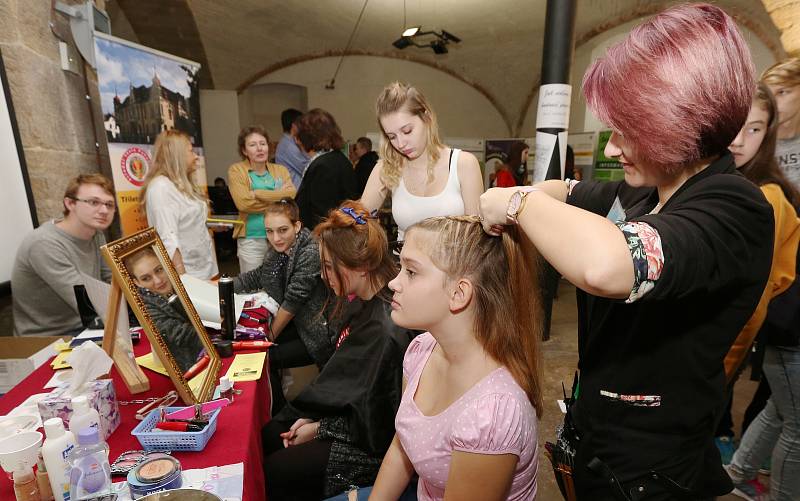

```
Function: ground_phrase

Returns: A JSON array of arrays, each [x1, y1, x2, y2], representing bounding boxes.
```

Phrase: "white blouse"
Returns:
[[145, 176, 218, 280]]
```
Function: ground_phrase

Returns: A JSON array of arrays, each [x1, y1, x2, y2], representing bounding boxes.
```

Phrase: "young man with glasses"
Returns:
[[12, 174, 116, 336]]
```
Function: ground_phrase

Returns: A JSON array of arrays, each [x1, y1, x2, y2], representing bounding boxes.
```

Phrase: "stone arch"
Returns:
[[236, 50, 514, 136], [512, 4, 785, 136]]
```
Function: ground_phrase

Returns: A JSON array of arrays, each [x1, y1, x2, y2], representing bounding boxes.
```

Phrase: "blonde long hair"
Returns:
[[141, 130, 206, 207], [406, 216, 544, 415], [376, 82, 445, 189]]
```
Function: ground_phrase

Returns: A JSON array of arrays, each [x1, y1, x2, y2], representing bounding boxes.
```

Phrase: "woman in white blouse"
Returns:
[[141, 130, 218, 279]]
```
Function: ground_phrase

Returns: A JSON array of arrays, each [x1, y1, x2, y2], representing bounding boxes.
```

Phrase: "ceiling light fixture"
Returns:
[[394, 0, 459, 55], [392, 26, 461, 55]]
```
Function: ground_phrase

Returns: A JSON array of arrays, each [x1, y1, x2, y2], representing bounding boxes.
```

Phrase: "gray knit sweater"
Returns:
[[233, 228, 333, 367]]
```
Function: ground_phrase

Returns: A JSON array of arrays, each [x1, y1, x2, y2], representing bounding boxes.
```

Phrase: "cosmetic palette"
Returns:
[[126, 454, 182, 499]]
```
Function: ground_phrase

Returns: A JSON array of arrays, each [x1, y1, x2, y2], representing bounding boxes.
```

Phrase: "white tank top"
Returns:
[[392, 149, 465, 241]]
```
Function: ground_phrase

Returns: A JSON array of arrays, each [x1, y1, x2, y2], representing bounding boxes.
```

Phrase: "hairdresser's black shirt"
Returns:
[[566, 153, 774, 498]]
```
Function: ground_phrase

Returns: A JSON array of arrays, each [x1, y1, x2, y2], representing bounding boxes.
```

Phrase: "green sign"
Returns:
[[593, 130, 623, 181]]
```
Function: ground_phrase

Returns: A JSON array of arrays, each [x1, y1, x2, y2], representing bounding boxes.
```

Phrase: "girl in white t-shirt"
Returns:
[[141, 130, 217, 279], [369, 216, 543, 501], [360, 82, 484, 242]]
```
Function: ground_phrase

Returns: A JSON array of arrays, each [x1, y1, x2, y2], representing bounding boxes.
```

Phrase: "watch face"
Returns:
[[507, 191, 522, 219]]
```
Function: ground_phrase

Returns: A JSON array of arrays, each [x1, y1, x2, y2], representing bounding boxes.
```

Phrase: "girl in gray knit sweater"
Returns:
[[233, 198, 333, 412]]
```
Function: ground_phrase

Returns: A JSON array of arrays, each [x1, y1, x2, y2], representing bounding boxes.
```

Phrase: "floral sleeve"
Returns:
[[615, 221, 665, 303]]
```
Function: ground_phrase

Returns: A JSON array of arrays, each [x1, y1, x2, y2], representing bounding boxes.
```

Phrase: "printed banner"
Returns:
[[94, 32, 206, 235]]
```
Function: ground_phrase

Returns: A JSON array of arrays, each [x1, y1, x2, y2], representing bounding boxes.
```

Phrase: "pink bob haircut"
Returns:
[[582, 3, 755, 173]]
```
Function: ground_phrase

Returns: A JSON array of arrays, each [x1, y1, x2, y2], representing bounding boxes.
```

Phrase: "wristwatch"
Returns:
[[506, 187, 538, 224]]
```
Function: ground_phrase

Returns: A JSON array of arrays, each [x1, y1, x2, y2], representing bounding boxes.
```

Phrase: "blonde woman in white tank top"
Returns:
[[360, 82, 484, 241]]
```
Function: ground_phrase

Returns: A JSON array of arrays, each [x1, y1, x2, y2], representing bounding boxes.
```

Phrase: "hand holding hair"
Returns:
[[478, 187, 517, 235]]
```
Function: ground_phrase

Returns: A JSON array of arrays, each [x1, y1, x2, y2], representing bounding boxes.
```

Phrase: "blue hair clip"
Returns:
[[340, 207, 367, 224]]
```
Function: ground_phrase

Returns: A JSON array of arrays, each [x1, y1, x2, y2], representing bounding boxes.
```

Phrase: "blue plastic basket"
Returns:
[[131, 406, 220, 452]]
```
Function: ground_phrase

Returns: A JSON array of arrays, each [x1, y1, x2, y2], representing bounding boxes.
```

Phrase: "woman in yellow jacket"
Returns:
[[715, 84, 800, 487], [228, 126, 296, 273]]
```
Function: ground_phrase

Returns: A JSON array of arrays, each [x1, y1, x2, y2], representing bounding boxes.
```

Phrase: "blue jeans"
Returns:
[[729, 345, 800, 500]]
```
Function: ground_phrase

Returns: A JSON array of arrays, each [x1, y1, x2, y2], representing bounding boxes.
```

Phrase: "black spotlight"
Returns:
[[441, 30, 461, 43], [431, 40, 448, 54], [393, 36, 412, 49]]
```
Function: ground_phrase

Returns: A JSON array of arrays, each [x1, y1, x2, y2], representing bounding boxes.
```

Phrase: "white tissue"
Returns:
[[65, 341, 113, 396]]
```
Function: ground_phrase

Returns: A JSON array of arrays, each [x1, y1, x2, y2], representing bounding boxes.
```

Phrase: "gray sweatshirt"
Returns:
[[11, 221, 111, 336]]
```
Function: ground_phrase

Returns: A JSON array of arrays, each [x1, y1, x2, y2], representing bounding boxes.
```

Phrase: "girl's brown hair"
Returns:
[[406, 217, 543, 414], [740, 82, 800, 208], [376, 82, 444, 189], [264, 197, 300, 224], [313, 200, 397, 318]]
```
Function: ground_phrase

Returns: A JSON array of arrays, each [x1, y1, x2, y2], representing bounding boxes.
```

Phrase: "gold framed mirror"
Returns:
[[101, 227, 220, 404]]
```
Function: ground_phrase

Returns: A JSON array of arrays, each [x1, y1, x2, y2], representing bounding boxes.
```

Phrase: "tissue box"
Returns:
[[37, 379, 120, 440]]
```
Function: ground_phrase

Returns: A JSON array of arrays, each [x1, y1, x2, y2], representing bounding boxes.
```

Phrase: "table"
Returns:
[[0, 337, 271, 500]]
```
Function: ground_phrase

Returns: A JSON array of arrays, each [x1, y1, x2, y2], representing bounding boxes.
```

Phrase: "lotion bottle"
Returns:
[[68, 396, 101, 438], [42, 418, 76, 501]]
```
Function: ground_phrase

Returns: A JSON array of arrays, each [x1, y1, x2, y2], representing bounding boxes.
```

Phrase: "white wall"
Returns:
[[199, 89, 241, 183], [237, 83, 307, 141], [517, 20, 778, 137], [249, 55, 509, 141]]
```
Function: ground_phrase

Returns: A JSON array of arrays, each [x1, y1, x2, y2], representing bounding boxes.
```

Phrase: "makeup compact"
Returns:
[[126, 454, 182, 499]]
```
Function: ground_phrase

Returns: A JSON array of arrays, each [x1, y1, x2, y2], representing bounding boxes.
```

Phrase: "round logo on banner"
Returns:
[[120, 147, 151, 187]]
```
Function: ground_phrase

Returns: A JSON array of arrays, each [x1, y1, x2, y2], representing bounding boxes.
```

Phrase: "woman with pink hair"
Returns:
[[480, 4, 774, 499]]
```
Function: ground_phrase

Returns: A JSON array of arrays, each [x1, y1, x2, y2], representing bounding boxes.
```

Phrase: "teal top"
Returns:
[[245, 169, 276, 238]]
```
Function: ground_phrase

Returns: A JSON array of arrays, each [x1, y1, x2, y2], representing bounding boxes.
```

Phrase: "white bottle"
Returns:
[[68, 396, 101, 438], [41, 418, 76, 501]]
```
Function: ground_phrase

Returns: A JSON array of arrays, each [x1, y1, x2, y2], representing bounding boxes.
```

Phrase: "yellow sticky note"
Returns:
[[224, 353, 266, 382], [51, 350, 72, 370], [136, 352, 169, 376]]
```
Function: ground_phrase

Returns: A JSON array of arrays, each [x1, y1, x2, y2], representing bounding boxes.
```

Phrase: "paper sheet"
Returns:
[[111, 462, 244, 501], [50, 350, 72, 370], [81, 272, 134, 356], [180, 274, 246, 324], [135, 352, 169, 376], [224, 353, 266, 382], [44, 369, 73, 388]]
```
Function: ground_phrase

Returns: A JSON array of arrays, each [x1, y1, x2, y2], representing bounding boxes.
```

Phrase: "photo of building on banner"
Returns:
[[94, 32, 207, 236]]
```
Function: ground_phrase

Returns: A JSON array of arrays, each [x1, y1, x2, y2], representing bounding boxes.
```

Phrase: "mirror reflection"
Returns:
[[123, 247, 205, 375]]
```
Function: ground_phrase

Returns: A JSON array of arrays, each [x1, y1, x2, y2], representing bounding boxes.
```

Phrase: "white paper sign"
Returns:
[[533, 132, 558, 183], [536, 83, 572, 129]]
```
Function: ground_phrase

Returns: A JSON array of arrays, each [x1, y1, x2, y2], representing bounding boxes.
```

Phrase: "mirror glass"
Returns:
[[102, 228, 220, 404]]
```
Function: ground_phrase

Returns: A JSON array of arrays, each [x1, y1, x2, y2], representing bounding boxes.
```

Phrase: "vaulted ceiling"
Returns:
[[107, 0, 787, 135]]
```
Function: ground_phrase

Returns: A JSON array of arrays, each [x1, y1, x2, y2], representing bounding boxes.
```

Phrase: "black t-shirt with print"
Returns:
[[565, 153, 774, 498]]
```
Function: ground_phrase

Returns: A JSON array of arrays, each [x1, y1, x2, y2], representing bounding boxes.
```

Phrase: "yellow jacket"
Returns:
[[724, 183, 800, 380], [227, 160, 296, 239]]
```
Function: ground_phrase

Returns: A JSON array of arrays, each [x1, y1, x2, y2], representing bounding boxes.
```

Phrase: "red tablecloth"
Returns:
[[0, 337, 271, 500]]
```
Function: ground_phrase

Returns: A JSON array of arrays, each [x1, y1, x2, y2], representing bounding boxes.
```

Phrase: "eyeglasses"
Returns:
[[69, 197, 116, 211]]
